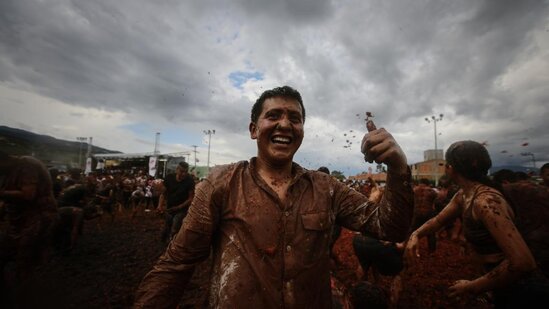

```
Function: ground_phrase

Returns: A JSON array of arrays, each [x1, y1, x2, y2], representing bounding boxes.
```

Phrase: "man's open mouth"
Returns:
[[271, 136, 292, 144]]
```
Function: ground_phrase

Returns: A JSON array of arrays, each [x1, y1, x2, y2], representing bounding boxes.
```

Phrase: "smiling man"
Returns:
[[134, 85, 414, 309]]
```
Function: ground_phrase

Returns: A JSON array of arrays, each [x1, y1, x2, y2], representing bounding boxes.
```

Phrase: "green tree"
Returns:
[[331, 170, 346, 181]]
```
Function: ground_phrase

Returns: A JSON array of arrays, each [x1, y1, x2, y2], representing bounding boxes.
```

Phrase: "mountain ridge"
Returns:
[[0, 125, 121, 168]]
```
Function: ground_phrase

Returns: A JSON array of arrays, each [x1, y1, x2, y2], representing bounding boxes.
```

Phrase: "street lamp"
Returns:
[[203, 129, 215, 174], [521, 152, 536, 169], [76, 137, 88, 170], [425, 114, 443, 185]]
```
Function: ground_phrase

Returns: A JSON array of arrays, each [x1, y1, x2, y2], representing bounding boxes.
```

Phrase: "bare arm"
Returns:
[[405, 192, 462, 261], [156, 183, 167, 212], [448, 193, 536, 297]]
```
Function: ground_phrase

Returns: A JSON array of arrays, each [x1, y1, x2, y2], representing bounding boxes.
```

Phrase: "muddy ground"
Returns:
[[4, 211, 492, 308]]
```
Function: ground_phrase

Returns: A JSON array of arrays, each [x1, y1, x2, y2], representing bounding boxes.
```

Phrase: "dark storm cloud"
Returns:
[[0, 0, 233, 121], [1, 0, 548, 170], [296, 0, 547, 127], [235, 0, 333, 22]]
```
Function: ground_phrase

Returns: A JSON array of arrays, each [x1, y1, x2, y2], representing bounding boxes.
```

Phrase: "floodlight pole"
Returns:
[[203, 129, 215, 175], [425, 114, 444, 186], [76, 137, 88, 170], [521, 152, 536, 169], [191, 145, 198, 170]]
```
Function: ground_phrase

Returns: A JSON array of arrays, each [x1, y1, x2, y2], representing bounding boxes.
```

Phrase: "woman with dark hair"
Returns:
[[404, 140, 548, 307]]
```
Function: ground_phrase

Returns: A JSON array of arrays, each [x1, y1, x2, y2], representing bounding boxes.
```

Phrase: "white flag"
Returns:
[[149, 156, 157, 177], [85, 157, 92, 175]]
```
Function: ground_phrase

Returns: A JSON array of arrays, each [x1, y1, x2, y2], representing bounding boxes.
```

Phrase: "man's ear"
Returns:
[[249, 122, 258, 140]]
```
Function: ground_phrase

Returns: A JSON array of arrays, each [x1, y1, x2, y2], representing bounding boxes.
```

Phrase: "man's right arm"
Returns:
[[134, 179, 218, 309]]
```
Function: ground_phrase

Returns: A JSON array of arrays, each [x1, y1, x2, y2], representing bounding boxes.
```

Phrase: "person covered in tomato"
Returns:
[[404, 140, 549, 307], [134, 85, 414, 308], [540, 163, 549, 188], [0, 151, 58, 308], [411, 178, 438, 253], [491, 169, 549, 279]]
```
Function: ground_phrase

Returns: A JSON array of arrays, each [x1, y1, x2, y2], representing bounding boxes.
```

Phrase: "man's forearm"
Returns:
[[157, 194, 165, 210], [375, 168, 414, 241], [134, 229, 211, 308]]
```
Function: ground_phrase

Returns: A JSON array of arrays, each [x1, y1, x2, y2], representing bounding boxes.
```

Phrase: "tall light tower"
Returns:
[[425, 114, 443, 185], [86, 137, 93, 157], [153, 132, 160, 155], [203, 129, 215, 174], [76, 137, 88, 170], [521, 152, 536, 169]]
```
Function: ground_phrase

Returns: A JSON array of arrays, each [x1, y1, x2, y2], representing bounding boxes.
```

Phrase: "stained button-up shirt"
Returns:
[[134, 158, 413, 309]]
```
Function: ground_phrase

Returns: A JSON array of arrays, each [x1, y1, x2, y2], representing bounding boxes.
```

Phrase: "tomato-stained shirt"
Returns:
[[134, 158, 413, 309]]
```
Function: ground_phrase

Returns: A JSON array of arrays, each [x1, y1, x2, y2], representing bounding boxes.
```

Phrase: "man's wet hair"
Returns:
[[178, 161, 189, 169], [492, 169, 517, 184], [251, 85, 305, 124], [418, 178, 431, 185], [317, 166, 330, 174], [514, 171, 529, 181], [541, 163, 549, 173]]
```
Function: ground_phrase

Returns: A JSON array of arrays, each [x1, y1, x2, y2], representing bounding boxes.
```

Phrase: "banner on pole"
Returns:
[[85, 157, 92, 175], [149, 156, 158, 177]]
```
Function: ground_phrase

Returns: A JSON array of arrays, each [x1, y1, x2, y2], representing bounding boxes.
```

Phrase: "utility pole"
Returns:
[[425, 114, 443, 186], [76, 137, 88, 170], [203, 129, 215, 175], [191, 145, 198, 170]]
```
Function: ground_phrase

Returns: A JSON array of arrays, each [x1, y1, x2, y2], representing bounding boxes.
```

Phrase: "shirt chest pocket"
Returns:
[[301, 211, 332, 231], [300, 211, 333, 262]]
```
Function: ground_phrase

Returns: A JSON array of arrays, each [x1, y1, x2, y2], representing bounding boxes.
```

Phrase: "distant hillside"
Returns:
[[491, 165, 539, 174], [0, 125, 121, 168]]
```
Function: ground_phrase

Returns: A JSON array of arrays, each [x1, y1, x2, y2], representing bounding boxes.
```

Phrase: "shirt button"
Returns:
[[286, 245, 292, 252], [284, 211, 290, 217]]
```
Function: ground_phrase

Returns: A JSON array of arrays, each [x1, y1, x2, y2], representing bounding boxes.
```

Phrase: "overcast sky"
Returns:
[[1, 0, 548, 176]]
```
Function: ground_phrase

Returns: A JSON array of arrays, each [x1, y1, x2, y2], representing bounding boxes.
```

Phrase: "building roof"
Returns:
[[93, 151, 190, 160]]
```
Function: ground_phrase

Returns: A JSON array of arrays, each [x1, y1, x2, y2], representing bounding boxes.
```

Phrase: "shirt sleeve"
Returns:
[[134, 178, 219, 309], [335, 168, 414, 242]]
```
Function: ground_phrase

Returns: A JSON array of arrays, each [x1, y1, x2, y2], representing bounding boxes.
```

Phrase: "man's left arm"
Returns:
[[362, 128, 413, 241]]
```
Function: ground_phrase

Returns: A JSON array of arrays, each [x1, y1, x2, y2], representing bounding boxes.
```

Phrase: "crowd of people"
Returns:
[[2, 85, 549, 309], [0, 155, 199, 308]]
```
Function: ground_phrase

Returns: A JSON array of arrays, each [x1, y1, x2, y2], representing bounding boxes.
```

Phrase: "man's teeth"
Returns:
[[272, 137, 291, 144]]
